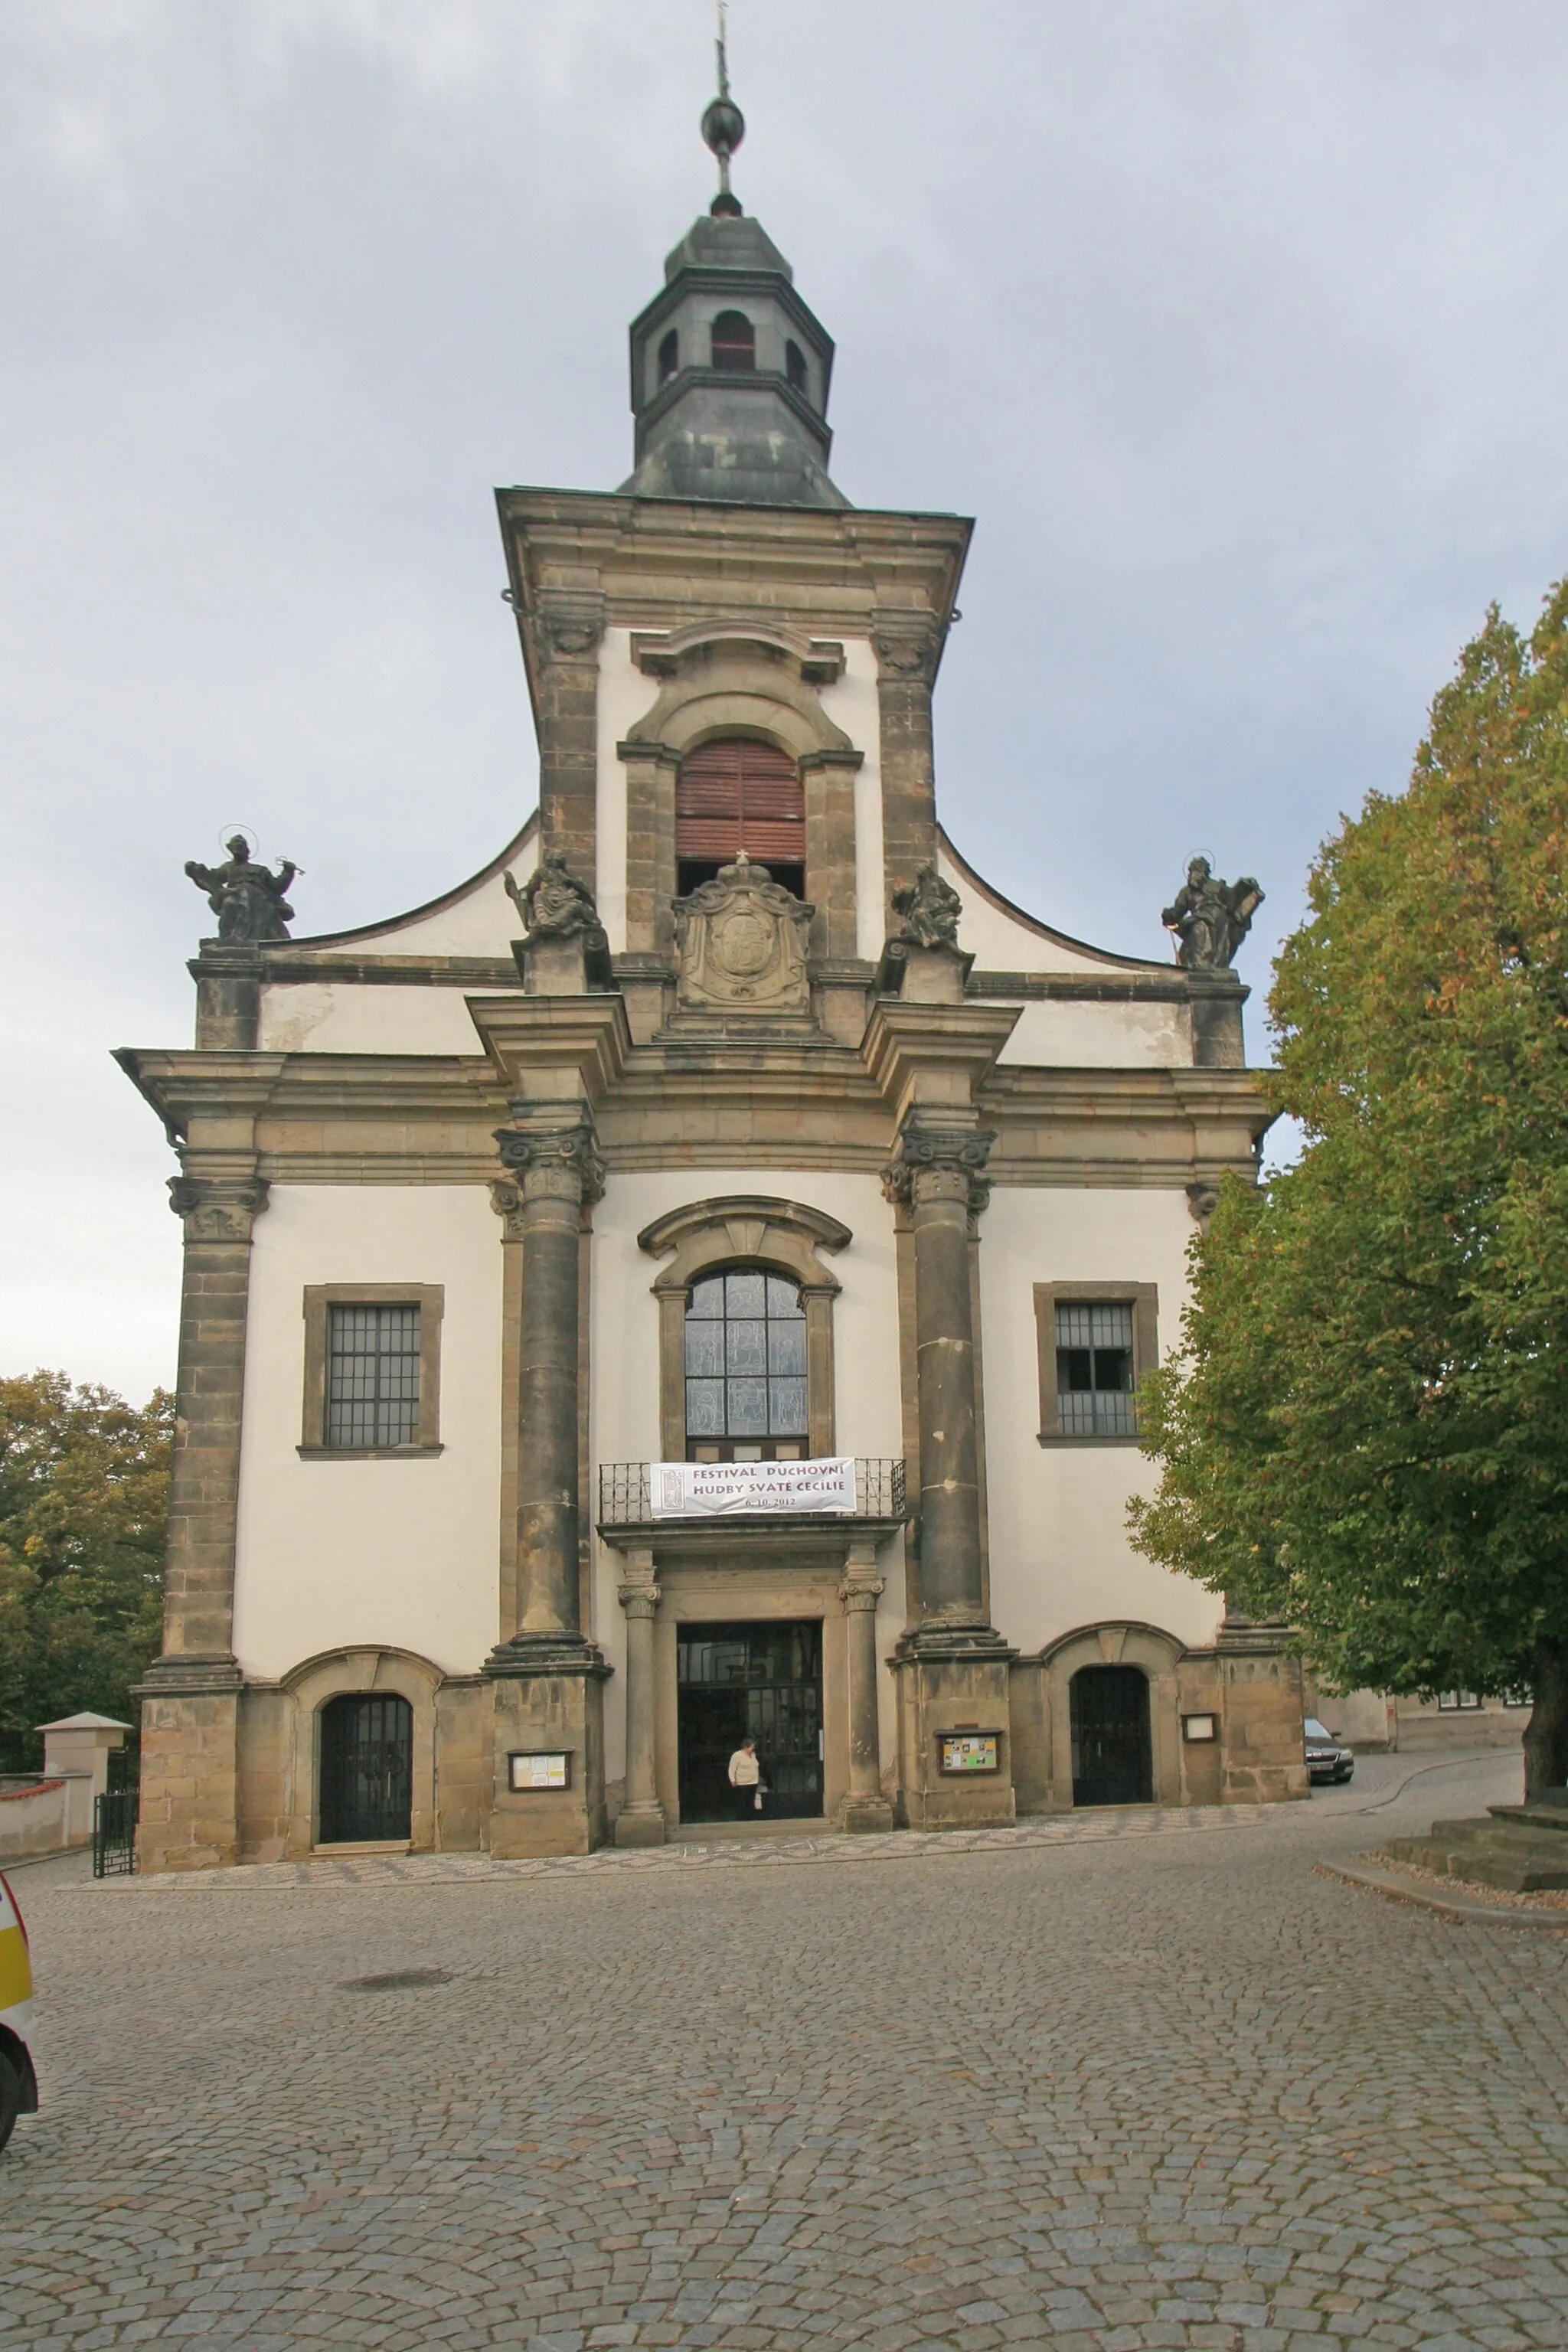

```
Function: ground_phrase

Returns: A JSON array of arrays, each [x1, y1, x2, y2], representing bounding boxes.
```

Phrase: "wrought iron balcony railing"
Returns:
[[597, 1458, 906, 1528]]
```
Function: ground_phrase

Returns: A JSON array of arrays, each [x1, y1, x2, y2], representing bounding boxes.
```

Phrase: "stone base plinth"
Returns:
[[1217, 1635, 1310, 1803], [136, 1665, 242, 1872], [613, 1801, 668, 1849], [894, 1633, 1018, 1830], [838, 1792, 897, 1834], [486, 1655, 609, 1857]]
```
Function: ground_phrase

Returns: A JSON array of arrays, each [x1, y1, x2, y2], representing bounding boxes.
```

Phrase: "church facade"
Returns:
[[120, 89, 1306, 1871]]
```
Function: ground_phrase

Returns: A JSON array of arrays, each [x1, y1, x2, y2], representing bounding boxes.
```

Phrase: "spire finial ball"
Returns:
[[701, 93, 744, 165]]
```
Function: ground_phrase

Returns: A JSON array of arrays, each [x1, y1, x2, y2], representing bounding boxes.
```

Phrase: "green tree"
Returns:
[[1130, 582, 1568, 1798], [0, 1373, 172, 1771]]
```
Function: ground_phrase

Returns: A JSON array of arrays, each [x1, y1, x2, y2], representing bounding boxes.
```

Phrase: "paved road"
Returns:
[[7, 1750, 1566, 2351]]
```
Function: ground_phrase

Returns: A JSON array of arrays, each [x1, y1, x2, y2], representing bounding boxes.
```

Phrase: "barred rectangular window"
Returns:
[[1055, 1301, 1136, 1437], [1436, 1690, 1482, 1711], [326, 1303, 421, 1450]]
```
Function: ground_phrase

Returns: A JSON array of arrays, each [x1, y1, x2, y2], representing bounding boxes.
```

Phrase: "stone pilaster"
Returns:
[[838, 1546, 893, 1833], [872, 615, 942, 933], [1215, 1609, 1310, 1803], [485, 1109, 610, 1857], [136, 1167, 268, 1873], [530, 590, 606, 883], [615, 1547, 665, 1847], [884, 1116, 1017, 1828]]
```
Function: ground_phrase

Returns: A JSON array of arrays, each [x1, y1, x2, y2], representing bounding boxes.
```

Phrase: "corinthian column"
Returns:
[[485, 1106, 610, 1856], [884, 1115, 1016, 1829], [136, 1165, 268, 1872]]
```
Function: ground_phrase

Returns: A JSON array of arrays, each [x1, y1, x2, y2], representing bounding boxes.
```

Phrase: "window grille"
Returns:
[[326, 1303, 421, 1449], [1055, 1300, 1136, 1437], [685, 1269, 807, 1449]]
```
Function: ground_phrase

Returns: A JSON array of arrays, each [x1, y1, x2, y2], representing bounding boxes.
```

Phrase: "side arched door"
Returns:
[[318, 1694, 413, 1844]]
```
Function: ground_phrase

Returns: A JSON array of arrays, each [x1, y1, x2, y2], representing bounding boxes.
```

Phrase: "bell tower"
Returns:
[[622, 44, 843, 510]]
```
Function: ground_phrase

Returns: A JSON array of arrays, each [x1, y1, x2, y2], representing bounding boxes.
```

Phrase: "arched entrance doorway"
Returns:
[[318, 1693, 413, 1844], [1070, 1665, 1153, 1807]]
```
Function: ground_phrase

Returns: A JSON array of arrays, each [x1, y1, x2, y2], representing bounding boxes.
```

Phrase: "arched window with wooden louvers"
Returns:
[[676, 736, 805, 898], [710, 310, 755, 371]]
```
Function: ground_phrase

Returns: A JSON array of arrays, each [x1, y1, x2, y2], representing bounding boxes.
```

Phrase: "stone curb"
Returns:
[[1318, 1857, 1568, 1929], [54, 1802, 1302, 1893]]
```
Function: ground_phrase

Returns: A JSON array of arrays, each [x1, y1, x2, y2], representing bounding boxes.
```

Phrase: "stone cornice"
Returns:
[[466, 993, 633, 1106], [495, 489, 972, 682], [118, 1040, 1272, 1185]]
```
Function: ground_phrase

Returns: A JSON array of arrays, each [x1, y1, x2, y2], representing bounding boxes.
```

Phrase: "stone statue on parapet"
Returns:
[[1161, 858, 1263, 971], [185, 836, 297, 942], [505, 850, 606, 944], [890, 864, 962, 949]]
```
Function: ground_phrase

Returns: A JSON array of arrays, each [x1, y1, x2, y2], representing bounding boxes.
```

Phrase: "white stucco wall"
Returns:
[[816, 637, 884, 961], [938, 844, 1153, 978], [978, 1185, 1223, 1658], [589, 1167, 906, 1785], [314, 835, 537, 960], [995, 997, 1193, 1070], [596, 628, 662, 954], [232, 1184, 504, 1681], [256, 984, 489, 1055]]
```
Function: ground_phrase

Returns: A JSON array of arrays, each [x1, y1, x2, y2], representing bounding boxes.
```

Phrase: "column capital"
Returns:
[[494, 1116, 606, 1207], [533, 588, 606, 662], [881, 1119, 995, 1214], [838, 1573, 884, 1613], [167, 1172, 270, 1243], [871, 612, 943, 685], [618, 1582, 662, 1620]]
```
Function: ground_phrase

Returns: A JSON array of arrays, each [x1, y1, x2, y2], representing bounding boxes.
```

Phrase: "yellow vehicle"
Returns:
[[0, 1869, 39, 2152]]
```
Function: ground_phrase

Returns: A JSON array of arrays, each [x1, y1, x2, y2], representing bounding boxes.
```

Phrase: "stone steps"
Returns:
[[1386, 1808, 1568, 1893]]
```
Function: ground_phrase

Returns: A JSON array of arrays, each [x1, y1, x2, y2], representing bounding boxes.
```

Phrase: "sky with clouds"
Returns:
[[5, 0, 1567, 1402]]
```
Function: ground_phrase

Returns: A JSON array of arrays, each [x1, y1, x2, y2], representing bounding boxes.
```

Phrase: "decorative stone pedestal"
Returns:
[[893, 1629, 1018, 1831], [487, 1645, 609, 1860]]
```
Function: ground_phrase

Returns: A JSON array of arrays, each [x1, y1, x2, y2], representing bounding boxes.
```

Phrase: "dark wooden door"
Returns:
[[677, 1620, 823, 1821], [318, 1694, 413, 1843], [1070, 1665, 1153, 1807]]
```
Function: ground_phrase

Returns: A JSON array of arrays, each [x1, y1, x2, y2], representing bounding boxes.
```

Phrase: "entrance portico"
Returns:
[[599, 1475, 903, 1841]]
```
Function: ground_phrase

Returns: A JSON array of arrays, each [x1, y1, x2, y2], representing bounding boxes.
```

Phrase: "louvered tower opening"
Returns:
[[675, 737, 805, 900]]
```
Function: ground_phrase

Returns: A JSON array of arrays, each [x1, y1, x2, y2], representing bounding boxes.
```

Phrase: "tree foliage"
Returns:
[[0, 1373, 172, 1771], [1130, 582, 1568, 1790]]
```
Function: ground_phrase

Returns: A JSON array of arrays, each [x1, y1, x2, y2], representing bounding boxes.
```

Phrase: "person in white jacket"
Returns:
[[727, 1736, 765, 1821]]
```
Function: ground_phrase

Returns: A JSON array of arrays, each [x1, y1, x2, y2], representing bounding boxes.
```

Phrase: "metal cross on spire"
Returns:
[[701, 0, 746, 216]]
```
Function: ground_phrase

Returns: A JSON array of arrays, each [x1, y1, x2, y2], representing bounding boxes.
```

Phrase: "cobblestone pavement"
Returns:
[[8, 1751, 1568, 2351]]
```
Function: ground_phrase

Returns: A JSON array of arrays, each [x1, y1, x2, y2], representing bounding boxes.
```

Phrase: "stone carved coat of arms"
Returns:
[[672, 853, 814, 1015]]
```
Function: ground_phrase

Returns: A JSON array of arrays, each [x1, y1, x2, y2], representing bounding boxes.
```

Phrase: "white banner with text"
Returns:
[[648, 1457, 858, 1518]]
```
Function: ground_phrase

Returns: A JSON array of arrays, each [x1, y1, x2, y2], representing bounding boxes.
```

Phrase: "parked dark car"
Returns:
[[1305, 1717, 1354, 1784]]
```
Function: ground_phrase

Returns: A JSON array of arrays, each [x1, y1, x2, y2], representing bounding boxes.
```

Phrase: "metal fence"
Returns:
[[93, 1785, 138, 1877], [597, 1458, 906, 1527]]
